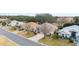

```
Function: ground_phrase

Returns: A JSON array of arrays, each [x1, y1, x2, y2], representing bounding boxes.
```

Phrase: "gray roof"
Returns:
[[59, 25, 79, 32]]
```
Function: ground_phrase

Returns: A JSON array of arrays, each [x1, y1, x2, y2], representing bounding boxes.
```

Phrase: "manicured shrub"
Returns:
[[51, 33, 60, 39]]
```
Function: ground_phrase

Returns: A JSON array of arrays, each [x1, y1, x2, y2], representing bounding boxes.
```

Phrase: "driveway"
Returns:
[[28, 33, 44, 42], [0, 28, 42, 46]]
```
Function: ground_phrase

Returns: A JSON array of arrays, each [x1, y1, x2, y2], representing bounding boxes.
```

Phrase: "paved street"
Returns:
[[0, 28, 42, 46]]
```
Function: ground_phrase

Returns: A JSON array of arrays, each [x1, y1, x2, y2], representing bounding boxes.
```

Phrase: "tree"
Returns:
[[2, 22, 6, 26], [35, 14, 57, 23], [21, 22, 40, 33], [24, 16, 36, 22], [7, 16, 37, 22], [7, 14, 57, 23], [74, 16, 79, 23], [39, 23, 58, 35]]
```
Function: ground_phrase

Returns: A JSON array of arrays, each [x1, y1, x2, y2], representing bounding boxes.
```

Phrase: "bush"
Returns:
[[2, 22, 6, 26], [68, 38, 73, 43], [10, 27, 16, 30], [51, 33, 60, 39]]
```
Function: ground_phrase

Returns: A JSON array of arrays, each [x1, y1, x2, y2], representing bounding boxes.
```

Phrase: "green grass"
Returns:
[[17, 31, 35, 38], [39, 35, 74, 46], [25, 31, 35, 38]]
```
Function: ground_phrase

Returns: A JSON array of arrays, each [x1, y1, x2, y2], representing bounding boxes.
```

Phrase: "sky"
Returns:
[[0, 0, 79, 16]]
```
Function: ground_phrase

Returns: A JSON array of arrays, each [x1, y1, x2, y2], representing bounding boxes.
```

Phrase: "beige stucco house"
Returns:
[[56, 17, 75, 27]]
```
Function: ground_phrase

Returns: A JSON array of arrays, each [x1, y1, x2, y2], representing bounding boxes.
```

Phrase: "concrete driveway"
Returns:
[[28, 33, 44, 42]]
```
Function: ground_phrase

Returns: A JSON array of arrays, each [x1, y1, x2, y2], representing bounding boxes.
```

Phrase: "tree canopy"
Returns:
[[74, 16, 79, 23], [35, 14, 57, 23], [5, 14, 57, 23]]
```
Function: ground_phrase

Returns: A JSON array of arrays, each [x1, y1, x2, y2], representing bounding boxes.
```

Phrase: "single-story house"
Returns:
[[0, 18, 10, 26], [58, 25, 79, 39], [58, 25, 79, 45], [56, 17, 75, 27], [0, 18, 8, 22], [57, 17, 75, 24], [8, 20, 25, 30], [8, 20, 24, 27], [8, 20, 18, 26]]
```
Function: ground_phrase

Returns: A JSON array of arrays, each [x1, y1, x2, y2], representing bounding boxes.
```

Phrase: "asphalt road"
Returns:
[[0, 28, 42, 46]]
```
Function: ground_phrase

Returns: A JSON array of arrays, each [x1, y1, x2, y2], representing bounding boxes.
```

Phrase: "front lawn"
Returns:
[[3, 26, 35, 38], [16, 31, 35, 38], [3, 26, 16, 32], [39, 35, 74, 46]]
